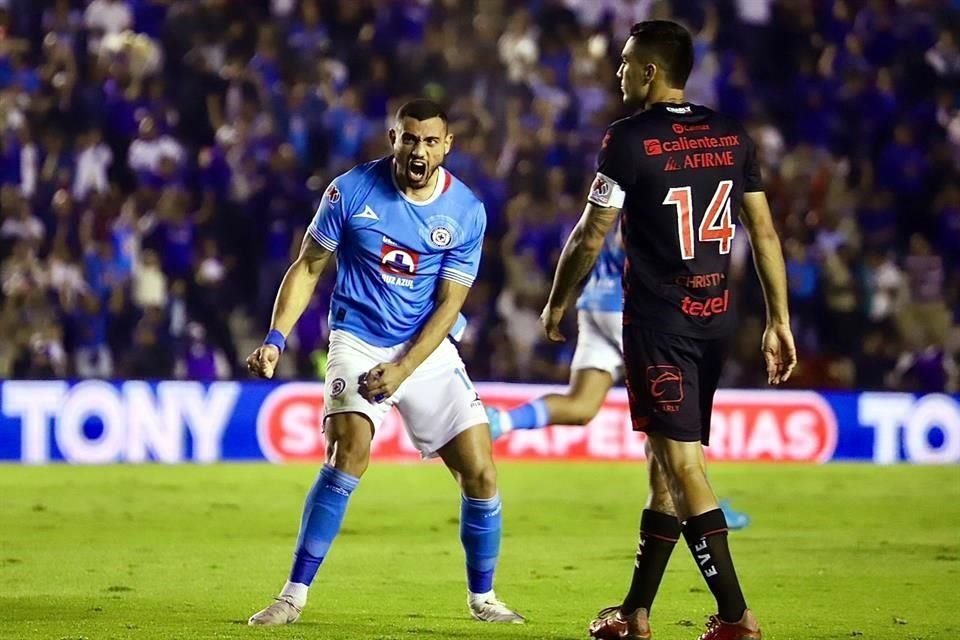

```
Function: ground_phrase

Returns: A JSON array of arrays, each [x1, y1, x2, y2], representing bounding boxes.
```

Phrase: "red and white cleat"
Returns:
[[697, 612, 761, 640], [588, 605, 652, 640]]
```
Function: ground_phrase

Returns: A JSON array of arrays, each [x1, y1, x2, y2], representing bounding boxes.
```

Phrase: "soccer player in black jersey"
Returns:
[[542, 21, 796, 640]]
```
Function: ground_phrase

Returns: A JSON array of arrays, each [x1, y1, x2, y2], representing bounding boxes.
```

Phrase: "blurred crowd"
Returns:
[[0, 0, 958, 391]]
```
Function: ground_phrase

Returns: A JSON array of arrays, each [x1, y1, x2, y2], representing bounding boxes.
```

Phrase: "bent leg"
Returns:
[[287, 413, 372, 597], [498, 367, 614, 437], [542, 368, 615, 425]]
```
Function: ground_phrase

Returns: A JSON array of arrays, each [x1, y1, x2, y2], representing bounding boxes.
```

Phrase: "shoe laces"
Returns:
[[597, 605, 623, 620], [273, 596, 303, 614], [477, 594, 508, 610], [704, 614, 723, 630]]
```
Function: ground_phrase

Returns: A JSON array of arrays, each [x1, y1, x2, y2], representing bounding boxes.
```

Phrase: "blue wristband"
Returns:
[[264, 329, 286, 352]]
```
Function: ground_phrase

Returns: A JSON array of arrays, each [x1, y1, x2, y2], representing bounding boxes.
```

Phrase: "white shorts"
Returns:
[[323, 330, 488, 458], [570, 310, 624, 381]]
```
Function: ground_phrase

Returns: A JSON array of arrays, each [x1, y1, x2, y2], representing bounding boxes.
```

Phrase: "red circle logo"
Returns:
[[256, 383, 327, 462]]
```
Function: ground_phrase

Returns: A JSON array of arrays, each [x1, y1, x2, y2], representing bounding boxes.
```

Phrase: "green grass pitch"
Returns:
[[1, 463, 958, 639]]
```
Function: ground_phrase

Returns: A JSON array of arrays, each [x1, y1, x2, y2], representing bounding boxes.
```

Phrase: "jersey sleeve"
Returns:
[[743, 133, 763, 193], [307, 181, 348, 252], [439, 203, 487, 288], [588, 124, 635, 209]]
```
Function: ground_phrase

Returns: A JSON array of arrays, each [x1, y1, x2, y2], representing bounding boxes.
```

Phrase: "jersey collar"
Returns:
[[390, 159, 447, 206], [650, 101, 695, 114]]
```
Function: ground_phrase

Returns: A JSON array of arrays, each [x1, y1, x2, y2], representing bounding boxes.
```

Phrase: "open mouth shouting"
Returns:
[[407, 158, 429, 183]]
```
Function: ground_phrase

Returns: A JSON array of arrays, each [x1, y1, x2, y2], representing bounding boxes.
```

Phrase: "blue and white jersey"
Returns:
[[576, 224, 624, 313], [309, 157, 485, 348]]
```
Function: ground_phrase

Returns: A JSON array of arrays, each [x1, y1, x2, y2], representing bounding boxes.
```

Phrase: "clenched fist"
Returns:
[[246, 344, 281, 379]]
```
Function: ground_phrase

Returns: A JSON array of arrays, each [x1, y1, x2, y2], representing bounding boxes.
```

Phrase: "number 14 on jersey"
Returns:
[[663, 180, 735, 260]]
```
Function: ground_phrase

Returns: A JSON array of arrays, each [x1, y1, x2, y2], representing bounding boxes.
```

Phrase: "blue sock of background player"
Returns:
[[507, 399, 549, 431], [279, 464, 360, 608]]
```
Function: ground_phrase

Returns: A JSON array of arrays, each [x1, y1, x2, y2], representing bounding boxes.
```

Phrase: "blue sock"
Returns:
[[460, 493, 502, 594], [508, 398, 550, 430], [289, 465, 359, 585]]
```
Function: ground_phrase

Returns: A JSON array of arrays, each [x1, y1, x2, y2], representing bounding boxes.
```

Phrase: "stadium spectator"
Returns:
[[72, 128, 112, 200], [83, 0, 132, 55], [175, 321, 229, 380], [0, 0, 956, 391]]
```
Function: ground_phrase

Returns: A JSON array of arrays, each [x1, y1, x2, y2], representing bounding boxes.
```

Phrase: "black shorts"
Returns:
[[623, 325, 728, 445]]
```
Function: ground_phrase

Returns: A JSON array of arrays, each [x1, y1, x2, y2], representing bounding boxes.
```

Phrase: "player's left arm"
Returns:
[[542, 202, 620, 342], [740, 190, 796, 384], [360, 203, 485, 403], [737, 129, 796, 384]]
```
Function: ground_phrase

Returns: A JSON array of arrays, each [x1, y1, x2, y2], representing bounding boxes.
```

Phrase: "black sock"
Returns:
[[683, 509, 747, 622], [621, 509, 682, 615]]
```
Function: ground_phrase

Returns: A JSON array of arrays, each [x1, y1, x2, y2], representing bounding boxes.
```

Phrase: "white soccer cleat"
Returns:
[[468, 591, 525, 624], [247, 596, 303, 626]]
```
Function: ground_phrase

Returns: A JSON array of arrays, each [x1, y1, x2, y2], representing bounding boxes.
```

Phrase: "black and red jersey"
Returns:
[[588, 102, 763, 339]]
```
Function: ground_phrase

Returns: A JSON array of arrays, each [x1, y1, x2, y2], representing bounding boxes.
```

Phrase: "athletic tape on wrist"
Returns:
[[264, 329, 286, 352]]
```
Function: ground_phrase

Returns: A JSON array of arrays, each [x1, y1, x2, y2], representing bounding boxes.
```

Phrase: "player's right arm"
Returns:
[[739, 190, 796, 384], [247, 180, 346, 379], [246, 235, 333, 378], [543, 122, 633, 341]]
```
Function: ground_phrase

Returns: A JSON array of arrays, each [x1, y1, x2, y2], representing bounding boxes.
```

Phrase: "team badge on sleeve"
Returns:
[[588, 172, 626, 208], [325, 183, 341, 204]]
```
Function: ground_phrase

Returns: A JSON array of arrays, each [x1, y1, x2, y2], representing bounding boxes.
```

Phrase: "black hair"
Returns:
[[628, 20, 694, 89], [395, 99, 448, 124]]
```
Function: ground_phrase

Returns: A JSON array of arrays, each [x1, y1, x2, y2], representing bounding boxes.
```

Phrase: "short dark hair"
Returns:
[[395, 99, 448, 124], [628, 21, 694, 89]]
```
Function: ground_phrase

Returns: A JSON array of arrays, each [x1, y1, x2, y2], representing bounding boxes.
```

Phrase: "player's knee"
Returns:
[[461, 462, 497, 498], [657, 449, 705, 484], [664, 459, 707, 491], [327, 433, 371, 477], [646, 490, 676, 515]]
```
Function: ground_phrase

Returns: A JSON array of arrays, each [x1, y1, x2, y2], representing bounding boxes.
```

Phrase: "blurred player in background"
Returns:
[[485, 227, 750, 530], [245, 100, 523, 626], [541, 21, 795, 640]]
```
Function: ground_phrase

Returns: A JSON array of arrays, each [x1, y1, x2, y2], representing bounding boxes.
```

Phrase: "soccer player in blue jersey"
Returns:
[[486, 227, 751, 529], [245, 99, 523, 626]]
